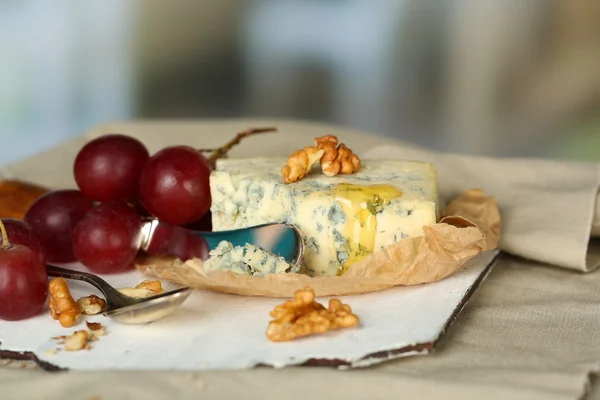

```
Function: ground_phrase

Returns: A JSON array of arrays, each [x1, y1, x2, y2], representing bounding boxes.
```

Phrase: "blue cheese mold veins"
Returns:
[[209, 157, 439, 277], [203, 241, 295, 276]]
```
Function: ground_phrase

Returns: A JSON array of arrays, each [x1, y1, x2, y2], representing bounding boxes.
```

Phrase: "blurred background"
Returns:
[[1, 0, 599, 165]]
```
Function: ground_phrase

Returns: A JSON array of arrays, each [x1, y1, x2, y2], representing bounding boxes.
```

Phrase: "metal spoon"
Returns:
[[45, 222, 303, 323], [46, 265, 191, 324]]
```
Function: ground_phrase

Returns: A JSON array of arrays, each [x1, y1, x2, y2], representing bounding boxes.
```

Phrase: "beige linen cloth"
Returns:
[[2, 119, 600, 400], [363, 143, 600, 272]]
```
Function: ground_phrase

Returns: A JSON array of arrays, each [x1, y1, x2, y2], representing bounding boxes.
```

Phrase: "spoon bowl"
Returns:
[[105, 287, 191, 324], [46, 265, 191, 324]]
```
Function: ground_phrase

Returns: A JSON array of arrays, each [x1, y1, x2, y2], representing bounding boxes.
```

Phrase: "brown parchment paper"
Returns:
[[135, 189, 500, 297]]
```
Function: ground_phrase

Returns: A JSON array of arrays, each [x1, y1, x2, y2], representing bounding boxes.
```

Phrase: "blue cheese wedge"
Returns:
[[210, 157, 438, 277], [203, 240, 292, 276]]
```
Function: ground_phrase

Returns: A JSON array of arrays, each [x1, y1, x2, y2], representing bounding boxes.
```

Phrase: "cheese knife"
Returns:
[[139, 219, 304, 268]]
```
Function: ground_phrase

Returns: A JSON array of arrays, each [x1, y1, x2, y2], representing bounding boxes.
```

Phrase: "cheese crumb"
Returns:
[[203, 241, 293, 276]]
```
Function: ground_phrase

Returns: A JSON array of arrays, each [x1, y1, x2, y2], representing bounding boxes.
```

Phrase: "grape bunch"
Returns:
[[25, 134, 215, 274], [0, 127, 274, 321]]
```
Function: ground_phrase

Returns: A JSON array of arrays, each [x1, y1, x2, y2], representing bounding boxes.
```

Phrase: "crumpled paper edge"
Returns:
[[135, 189, 500, 297]]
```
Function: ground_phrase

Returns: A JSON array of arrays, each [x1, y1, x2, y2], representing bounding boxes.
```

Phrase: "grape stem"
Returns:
[[0, 219, 10, 250], [206, 127, 277, 168]]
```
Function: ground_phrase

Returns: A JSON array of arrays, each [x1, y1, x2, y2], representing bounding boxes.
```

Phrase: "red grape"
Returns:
[[72, 202, 142, 274], [74, 134, 150, 203], [139, 146, 212, 225], [144, 221, 209, 262], [24, 190, 94, 263], [0, 218, 46, 264], [182, 211, 212, 232], [0, 221, 48, 321], [132, 200, 151, 218], [164, 229, 209, 262]]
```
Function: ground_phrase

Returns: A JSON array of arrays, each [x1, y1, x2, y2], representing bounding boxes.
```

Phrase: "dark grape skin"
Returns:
[[144, 220, 209, 262], [72, 202, 142, 274], [166, 230, 209, 262], [0, 238, 48, 321], [0, 218, 46, 264], [74, 134, 150, 203], [24, 190, 94, 264], [139, 146, 212, 226], [182, 211, 212, 232], [132, 200, 151, 218]]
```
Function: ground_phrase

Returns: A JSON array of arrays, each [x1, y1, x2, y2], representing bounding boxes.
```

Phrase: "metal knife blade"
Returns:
[[140, 219, 303, 267]]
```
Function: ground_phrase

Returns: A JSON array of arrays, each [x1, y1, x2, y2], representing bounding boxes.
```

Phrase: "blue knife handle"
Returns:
[[190, 224, 300, 263], [196, 230, 253, 251]]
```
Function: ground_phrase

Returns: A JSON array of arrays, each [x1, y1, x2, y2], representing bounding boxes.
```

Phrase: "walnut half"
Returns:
[[266, 287, 359, 342], [281, 135, 361, 183], [314, 135, 361, 177]]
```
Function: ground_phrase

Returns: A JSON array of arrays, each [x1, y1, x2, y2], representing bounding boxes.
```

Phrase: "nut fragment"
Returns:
[[117, 280, 164, 299], [64, 330, 89, 351], [76, 295, 107, 315], [49, 278, 80, 328], [314, 135, 361, 177], [117, 287, 158, 299], [266, 287, 359, 342], [86, 321, 103, 331], [281, 146, 325, 183], [135, 280, 163, 294], [86, 321, 105, 338]]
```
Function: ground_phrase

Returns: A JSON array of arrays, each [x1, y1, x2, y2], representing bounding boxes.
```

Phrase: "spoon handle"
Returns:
[[46, 265, 130, 307]]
